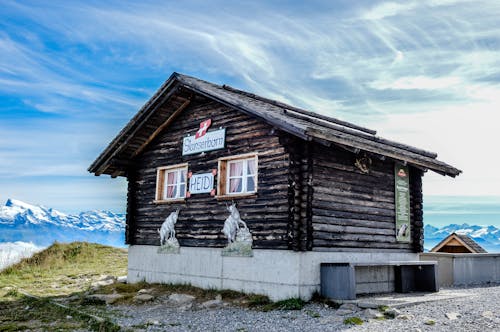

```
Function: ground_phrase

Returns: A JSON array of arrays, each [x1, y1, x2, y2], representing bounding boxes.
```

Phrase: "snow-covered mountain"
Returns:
[[0, 199, 125, 247], [424, 223, 500, 252]]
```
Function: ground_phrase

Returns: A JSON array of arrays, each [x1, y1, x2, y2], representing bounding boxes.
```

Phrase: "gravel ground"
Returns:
[[112, 285, 500, 332]]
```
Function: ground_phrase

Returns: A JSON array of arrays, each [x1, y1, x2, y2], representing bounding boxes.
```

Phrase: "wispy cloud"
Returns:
[[1, 0, 500, 210]]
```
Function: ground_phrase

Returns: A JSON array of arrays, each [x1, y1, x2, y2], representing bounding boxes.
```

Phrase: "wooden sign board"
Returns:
[[395, 163, 411, 243]]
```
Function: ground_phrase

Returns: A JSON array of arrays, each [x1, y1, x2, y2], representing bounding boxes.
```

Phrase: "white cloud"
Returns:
[[1, 0, 500, 210], [362, 2, 418, 20], [369, 75, 462, 90]]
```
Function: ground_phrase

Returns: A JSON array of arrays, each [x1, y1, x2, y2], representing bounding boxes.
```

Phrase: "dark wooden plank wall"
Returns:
[[128, 95, 292, 249], [310, 145, 423, 252]]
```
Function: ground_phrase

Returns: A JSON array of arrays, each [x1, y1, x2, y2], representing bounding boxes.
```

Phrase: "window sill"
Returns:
[[153, 198, 186, 204], [215, 193, 257, 201]]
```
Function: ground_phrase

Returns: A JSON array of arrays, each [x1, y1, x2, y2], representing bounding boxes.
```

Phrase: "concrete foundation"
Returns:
[[128, 245, 418, 301], [421, 252, 500, 287]]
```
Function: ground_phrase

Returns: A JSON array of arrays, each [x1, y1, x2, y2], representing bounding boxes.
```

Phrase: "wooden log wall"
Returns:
[[127, 94, 292, 249], [410, 169, 424, 252], [282, 136, 312, 251], [125, 171, 137, 244], [310, 144, 423, 252]]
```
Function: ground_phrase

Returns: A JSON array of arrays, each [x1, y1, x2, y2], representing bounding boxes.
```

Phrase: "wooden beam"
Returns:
[[110, 169, 123, 178], [132, 97, 192, 157], [93, 85, 181, 175], [305, 127, 461, 177]]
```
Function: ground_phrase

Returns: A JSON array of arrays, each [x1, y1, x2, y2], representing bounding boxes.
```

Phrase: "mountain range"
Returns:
[[0, 199, 125, 247], [424, 223, 500, 252], [1, 198, 499, 252]]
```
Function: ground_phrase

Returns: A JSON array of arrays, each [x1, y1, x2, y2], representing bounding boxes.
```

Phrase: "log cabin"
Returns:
[[89, 72, 461, 300]]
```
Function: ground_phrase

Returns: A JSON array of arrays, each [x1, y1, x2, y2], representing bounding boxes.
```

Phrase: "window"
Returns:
[[217, 153, 258, 198], [155, 164, 188, 202]]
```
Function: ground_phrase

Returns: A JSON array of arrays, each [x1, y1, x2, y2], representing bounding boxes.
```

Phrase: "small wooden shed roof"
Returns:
[[89, 72, 462, 178], [430, 233, 487, 253]]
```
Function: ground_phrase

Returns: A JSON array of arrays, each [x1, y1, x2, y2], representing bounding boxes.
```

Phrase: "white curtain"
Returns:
[[229, 161, 243, 193], [166, 171, 176, 198]]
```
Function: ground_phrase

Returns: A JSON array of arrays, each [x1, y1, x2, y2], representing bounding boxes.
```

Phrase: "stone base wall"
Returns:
[[128, 246, 418, 301]]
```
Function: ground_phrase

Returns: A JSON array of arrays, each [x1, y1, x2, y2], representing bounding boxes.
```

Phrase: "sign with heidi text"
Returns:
[[395, 163, 411, 243], [189, 172, 214, 194]]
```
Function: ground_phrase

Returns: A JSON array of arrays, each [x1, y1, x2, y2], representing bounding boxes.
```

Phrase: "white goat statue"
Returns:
[[158, 209, 180, 246], [397, 223, 408, 238], [222, 203, 248, 245]]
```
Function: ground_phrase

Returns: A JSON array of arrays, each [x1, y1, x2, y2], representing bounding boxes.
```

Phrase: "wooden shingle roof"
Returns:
[[89, 72, 462, 177], [430, 232, 487, 253]]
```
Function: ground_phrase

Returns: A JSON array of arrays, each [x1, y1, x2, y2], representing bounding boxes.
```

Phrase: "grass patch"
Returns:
[[0, 242, 127, 297], [378, 305, 389, 312], [0, 242, 126, 331], [310, 291, 341, 309], [305, 310, 321, 318], [343, 316, 363, 325], [0, 295, 113, 332], [247, 294, 271, 307], [262, 298, 305, 311]]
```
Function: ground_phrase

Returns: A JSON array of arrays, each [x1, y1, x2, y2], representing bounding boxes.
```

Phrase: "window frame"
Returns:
[[217, 153, 258, 200], [154, 163, 188, 203]]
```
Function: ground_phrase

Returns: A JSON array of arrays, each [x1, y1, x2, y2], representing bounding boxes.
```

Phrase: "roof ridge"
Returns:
[[221, 84, 377, 136]]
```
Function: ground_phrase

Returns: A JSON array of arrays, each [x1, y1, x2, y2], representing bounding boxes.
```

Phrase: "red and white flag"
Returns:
[[195, 119, 212, 139]]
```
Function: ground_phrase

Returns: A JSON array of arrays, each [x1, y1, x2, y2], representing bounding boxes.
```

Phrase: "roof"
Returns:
[[430, 233, 487, 253], [89, 72, 462, 177]]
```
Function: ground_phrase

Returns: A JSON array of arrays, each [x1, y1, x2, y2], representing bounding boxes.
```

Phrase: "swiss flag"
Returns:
[[195, 119, 212, 139]]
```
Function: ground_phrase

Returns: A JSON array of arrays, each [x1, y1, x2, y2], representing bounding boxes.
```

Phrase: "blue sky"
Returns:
[[1, 0, 500, 226]]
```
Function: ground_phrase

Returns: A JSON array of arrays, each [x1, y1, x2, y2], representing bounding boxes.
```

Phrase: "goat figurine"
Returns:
[[158, 209, 180, 246], [397, 223, 408, 238], [222, 202, 248, 245]]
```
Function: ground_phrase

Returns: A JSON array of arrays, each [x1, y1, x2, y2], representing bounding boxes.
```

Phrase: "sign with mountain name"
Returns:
[[395, 163, 411, 243], [182, 119, 225, 155]]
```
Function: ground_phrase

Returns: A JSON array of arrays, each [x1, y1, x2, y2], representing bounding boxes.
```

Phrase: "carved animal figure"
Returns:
[[222, 203, 247, 244], [158, 209, 180, 245], [397, 223, 408, 238]]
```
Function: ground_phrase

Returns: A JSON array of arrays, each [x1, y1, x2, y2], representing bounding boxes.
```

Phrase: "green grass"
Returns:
[[0, 242, 127, 297], [0, 242, 127, 331], [262, 298, 305, 311], [343, 316, 364, 325]]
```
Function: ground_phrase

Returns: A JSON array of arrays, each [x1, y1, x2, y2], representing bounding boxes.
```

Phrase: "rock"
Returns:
[[482, 311, 494, 319], [98, 275, 115, 281], [116, 276, 127, 283], [362, 309, 385, 320], [339, 303, 359, 311], [397, 314, 414, 320], [167, 293, 196, 306], [319, 315, 343, 325], [384, 308, 401, 319], [91, 279, 114, 289], [200, 299, 223, 309], [147, 320, 161, 326], [66, 315, 72, 320], [445, 312, 462, 320], [336, 303, 360, 316], [357, 302, 380, 309], [424, 319, 436, 325], [215, 294, 222, 301], [133, 294, 155, 303], [87, 294, 124, 305], [137, 288, 154, 295]]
